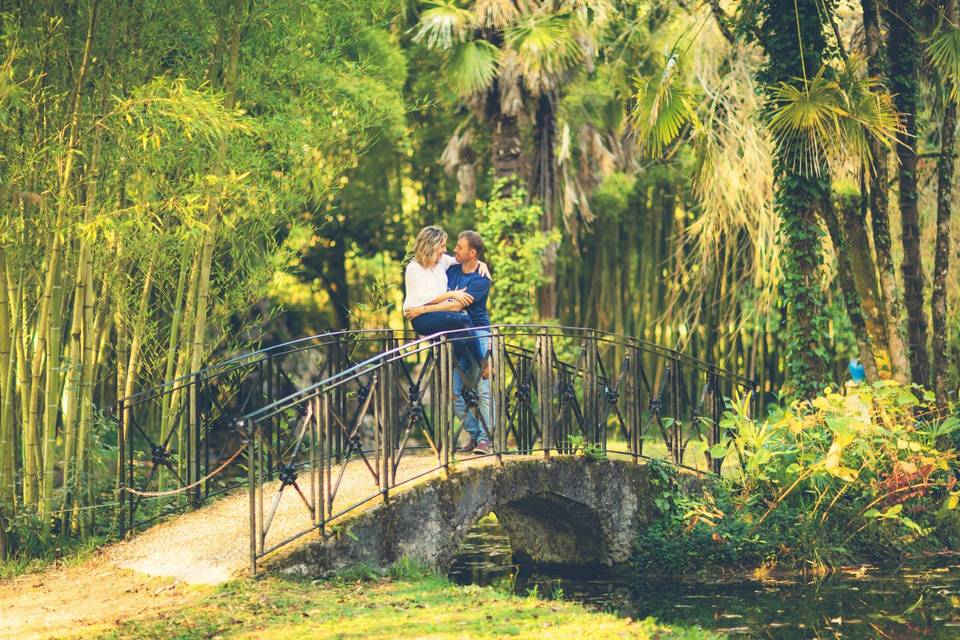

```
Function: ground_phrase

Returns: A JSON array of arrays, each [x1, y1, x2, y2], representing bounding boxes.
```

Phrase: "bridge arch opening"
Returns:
[[451, 492, 611, 572], [494, 493, 610, 567]]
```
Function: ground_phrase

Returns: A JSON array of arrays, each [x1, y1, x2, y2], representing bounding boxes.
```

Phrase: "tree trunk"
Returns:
[[932, 0, 958, 411], [823, 194, 880, 381], [838, 186, 891, 375], [886, 0, 929, 386], [757, 0, 832, 398], [531, 91, 558, 320], [489, 82, 523, 194], [861, 0, 913, 384]]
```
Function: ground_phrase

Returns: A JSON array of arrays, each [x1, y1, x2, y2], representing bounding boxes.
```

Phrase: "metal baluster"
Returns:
[[190, 372, 200, 508], [585, 335, 598, 447], [309, 395, 318, 528], [537, 332, 553, 458], [247, 418, 257, 576], [492, 329, 504, 464]]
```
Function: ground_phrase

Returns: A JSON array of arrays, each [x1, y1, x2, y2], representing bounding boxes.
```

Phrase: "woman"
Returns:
[[402, 226, 488, 374]]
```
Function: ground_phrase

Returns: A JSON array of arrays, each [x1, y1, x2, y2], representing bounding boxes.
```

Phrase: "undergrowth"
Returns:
[[634, 382, 960, 575]]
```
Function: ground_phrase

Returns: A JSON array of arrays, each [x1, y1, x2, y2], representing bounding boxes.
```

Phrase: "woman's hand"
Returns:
[[404, 306, 423, 320], [478, 261, 491, 279], [448, 289, 474, 306]]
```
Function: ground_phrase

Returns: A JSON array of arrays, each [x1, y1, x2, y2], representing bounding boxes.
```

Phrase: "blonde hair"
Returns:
[[412, 226, 447, 267]]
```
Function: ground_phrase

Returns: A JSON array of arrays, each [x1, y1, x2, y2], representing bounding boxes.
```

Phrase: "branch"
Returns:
[[707, 0, 736, 45]]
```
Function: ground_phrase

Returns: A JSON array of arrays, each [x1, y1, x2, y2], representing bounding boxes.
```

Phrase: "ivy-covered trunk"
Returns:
[[756, 0, 831, 398], [838, 188, 890, 377], [887, 0, 928, 386], [861, 0, 912, 384], [824, 194, 879, 381], [932, 0, 958, 410]]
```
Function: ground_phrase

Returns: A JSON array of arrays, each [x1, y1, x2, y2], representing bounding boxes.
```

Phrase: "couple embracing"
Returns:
[[402, 226, 493, 455]]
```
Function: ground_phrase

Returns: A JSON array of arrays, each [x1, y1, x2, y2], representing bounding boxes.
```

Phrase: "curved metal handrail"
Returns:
[[120, 328, 413, 405], [240, 324, 753, 424]]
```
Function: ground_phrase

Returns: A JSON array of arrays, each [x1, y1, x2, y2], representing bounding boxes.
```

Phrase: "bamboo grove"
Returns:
[[1, 0, 959, 559], [0, 0, 402, 555]]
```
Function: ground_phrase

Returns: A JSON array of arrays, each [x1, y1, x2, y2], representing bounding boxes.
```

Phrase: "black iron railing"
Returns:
[[232, 325, 756, 574], [116, 329, 417, 535]]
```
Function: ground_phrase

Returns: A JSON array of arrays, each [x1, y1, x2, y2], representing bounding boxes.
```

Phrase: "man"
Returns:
[[447, 230, 494, 455]]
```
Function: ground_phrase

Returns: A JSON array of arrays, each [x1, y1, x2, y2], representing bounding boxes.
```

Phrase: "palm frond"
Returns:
[[631, 55, 698, 158], [497, 49, 525, 116], [766, 70, 846, 176], [411, 1, 474, 50], [834, 56, 902, 170], [474, 0, 529, 29], [505, 13, 583, 92], [928, 20, 960, 98], [447, 40, 501, 96], [766, 63, 902, 176]]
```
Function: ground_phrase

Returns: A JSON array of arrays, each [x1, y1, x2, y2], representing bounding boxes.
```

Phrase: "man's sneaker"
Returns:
[[473, 440, 492, 455], [457, 439, 477, 453]]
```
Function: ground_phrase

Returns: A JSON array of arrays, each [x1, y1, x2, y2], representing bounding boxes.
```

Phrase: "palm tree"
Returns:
[[886, 0, 929, 386], [633, 1, 902, 396], [928, 1, 960, 409], [412, 0, 612, 317]]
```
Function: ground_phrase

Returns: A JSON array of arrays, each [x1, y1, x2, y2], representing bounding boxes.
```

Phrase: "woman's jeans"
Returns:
[[410, 312, 485, 370]]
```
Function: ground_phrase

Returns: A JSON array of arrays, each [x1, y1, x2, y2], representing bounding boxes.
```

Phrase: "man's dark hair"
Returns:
[[458, 230, 484, 260]]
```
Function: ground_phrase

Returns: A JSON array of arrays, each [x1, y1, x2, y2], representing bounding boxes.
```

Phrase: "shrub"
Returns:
[[634, 382, 960, 573]]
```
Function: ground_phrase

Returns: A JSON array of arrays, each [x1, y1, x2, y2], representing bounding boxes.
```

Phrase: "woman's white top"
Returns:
[[403, 254, 456, 311]]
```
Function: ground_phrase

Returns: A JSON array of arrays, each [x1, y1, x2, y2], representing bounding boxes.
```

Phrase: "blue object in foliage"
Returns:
[[848, 357, 865, 383]]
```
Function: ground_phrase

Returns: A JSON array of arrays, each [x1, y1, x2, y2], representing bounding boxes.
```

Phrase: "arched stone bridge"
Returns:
[[117, 326, 752, 575], [274, 457, 703, 576]]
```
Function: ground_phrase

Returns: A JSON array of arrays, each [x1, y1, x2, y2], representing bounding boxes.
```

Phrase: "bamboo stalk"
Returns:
[[40, 247, 65, 535], [0, 248, 13, 515]]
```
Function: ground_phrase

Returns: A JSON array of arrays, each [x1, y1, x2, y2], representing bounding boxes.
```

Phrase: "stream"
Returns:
[[448, 516, 960, 639]]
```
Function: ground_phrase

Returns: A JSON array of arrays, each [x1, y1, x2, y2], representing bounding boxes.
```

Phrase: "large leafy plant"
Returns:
[[719, 382, 959, 542]]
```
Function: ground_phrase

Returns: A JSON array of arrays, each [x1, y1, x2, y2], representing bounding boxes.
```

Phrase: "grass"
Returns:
[[0, 533, 113, 580], [88, 572, 724, 640]]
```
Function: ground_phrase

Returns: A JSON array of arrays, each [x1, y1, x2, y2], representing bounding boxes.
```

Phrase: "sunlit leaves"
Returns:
[[765, 64, 902, 177], [505, 13, 582, 91], [447, 40, 500, 97], [473, 0, 527, 29], [631, 55, 699, 158], [928, 20, 960, 97], [411, 0, 473, 49], [722, 380, 957, 543]]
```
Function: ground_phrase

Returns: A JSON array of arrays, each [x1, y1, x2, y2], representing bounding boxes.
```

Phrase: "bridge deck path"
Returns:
[[0, 450, 501, 639]]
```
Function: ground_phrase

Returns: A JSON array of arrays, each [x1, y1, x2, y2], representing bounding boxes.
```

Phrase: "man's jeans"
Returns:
[[453, 329, 493, 445]]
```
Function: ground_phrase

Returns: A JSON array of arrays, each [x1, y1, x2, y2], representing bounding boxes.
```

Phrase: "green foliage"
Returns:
[[476, 184, 559, 325], [637, 383, 960, 573], [632, 54, 699, 158], [388, 556, 436, 580], [566, 434, 607, 461], [928, 20, 960, 97]]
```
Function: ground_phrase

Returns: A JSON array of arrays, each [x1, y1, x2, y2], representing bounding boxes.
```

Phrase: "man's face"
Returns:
[[453, 237, 476, 264]]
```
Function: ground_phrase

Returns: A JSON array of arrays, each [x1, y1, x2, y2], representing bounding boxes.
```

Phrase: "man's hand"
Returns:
[[448, 289, 474, 306], [478, 261, 491, 279], [403, 306, 423, 320]]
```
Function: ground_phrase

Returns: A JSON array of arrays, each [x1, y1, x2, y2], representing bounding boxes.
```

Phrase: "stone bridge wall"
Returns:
[[273, 458, 707, 577]]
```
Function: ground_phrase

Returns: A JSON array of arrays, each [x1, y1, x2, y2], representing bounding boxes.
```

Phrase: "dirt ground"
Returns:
[[0, 452, 489, 639]]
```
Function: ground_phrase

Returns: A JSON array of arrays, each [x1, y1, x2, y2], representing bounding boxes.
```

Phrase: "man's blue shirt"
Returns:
[[446, 263, 491, 328]]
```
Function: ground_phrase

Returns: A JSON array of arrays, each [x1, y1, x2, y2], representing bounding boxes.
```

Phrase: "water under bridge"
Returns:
[[117, 326, 756, 577]]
